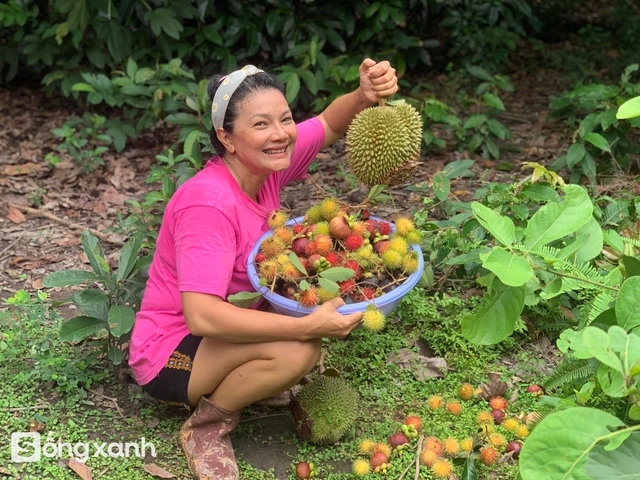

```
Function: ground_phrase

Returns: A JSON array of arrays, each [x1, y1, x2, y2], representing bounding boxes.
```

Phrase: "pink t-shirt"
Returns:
[[129, 117, 325, 385]]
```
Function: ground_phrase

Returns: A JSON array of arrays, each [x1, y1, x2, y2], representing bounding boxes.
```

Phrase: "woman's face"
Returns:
[[223, 89, 298, 175]]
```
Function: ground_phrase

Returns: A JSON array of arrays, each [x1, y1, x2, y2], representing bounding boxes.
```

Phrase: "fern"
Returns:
[[548, 261, 618, 296], [585, 292, 616, 325], [542, 358, 596, 392]]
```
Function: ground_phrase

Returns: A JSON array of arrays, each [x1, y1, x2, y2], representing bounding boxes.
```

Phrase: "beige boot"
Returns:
[[179, 397, 241, 480]]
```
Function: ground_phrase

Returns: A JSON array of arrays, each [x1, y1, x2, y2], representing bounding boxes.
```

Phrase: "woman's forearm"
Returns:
[[318, 87, 375, 147]]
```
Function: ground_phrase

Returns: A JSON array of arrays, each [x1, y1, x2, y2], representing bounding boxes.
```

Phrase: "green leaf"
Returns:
[[461, 279, 526, 345], [463, 114, 487, 130], [107, 347, 124, 365], [432, 173, 450, 201], [43, 270, 100, 287], [126, 57, 138, 81], [117, 233, 143, 281], [596, 361, 626, 397], [466, 65, 493, 82], [524, 185, 592, 251], [72, 290, 109, 322], [59, 316, 107, 342], [584, 132, 610, 153], [479, 248, 533, 287], [622, 255, 640, 279], [285, 73, 300, 104], [471, 202, 515, 246], [482, 92, 505, 111], [519, 407, 626, 480], [319, 267, 355, 282], [227, 291, 263, 308], [318, 277, 339, 293], [107, 305, 135, 337], [81, 230, 110, 276], [586, 432, 640, 479], [617, 96, 640, 119], [71, 82, 96, 92], [582, 327, 623, 372], [441, 159, 475, 179], [289, 252, 307, 275], [566, 143, 586, 169], [148, 8, 183, 39], [460, 456, 478, 480], [616, 276, 640, 330], [571, 217, 603, 264]]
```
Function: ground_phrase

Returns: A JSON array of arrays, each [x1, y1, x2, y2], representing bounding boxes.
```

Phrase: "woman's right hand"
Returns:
[[306, 297, 363, 339]]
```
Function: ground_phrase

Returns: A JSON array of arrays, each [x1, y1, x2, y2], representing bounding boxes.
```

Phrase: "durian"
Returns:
[[289, 376, 358, 444], [345, 99, 423, 187]]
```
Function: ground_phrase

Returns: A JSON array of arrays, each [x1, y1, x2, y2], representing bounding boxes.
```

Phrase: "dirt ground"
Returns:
[[0, 41, 634, 478]]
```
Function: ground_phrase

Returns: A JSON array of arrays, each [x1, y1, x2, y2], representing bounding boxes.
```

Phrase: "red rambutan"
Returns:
[[298, 287, 320, 307], [345, 234, 364, 251], [378, 221, 392, 235]]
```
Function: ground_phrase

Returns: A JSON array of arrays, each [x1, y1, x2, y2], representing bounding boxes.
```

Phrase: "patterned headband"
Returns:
[[211, 65, 264, 131]]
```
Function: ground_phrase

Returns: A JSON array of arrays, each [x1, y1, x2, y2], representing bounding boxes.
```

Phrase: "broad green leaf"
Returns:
[[227, 291, 263, 308], [596, 362, 626, 397], [608, 326, 640, 373], [520, 408, 627, 480], [71, 82, 96, 92], [319, 267, 355, 282], [471, 202, 515, 246], [521, 183, 560, 202], [583, 327, 623, 372], [81, 230, 110, 276], [107, 347, 124, 365], [571, 217, 603, 263], [441, 159, 474, 179], [566, 143, 586, 169], [317, 278, 339, 293], [461, 279, 526, 345], [107, 305, 135, 337], [617, 96, 640, 119], [463, 114, 487, 130], [479, 248, 533, 286], [616, 276, 640, 330], [622, 255, 640, 278], [432, 172, 450, 201], [482, 92, 504, 111], [285, 73, 300, 104], [126, 57, 137, 81], [525, 185, 592, 251], [460, 456, 478, 480], [59, 316, 107, 342], [72, 290, 109, 322], [584, 132, 610, 152], [117, 233, 143, 281], [289, 252, 307, 275], [43, 270, 100, 287], [586, 432, 640, 479], [466, 65, 493, 82]]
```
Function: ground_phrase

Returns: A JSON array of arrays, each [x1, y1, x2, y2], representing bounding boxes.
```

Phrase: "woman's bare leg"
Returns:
[[187, 337, 322, 410]]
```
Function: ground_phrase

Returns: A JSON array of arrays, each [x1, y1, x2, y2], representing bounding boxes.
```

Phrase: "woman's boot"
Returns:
[[179, 396, 241, 480]]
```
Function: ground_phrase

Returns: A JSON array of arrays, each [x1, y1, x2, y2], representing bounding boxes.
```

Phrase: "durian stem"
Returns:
[[378, 97, 387, 107]]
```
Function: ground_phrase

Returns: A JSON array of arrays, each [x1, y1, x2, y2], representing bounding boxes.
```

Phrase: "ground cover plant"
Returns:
[[2, 1, 640, 479]]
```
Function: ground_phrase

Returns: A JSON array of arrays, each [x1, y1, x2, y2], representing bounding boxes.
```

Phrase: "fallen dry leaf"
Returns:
[[143, 463, 176, 478], [387, 348, 448, 381], [67, 458, 92, 480], [2, 163, 42, 176], [7, 207, 26, 224], [29, 419, 45, 432]]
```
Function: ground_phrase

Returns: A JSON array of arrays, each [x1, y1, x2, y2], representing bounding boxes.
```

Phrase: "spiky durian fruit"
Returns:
[[345, 100, 422, 187], [289, 376, 358, 444]]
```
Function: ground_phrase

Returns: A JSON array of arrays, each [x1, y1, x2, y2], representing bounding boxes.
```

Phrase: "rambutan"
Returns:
[[357, 287, 378, 301], [387, 236, 409, 254], [258, 260, 278, 282], [273, 227, 293, 245], [304, 241, 317, 257], [404, 229, 422, 245], [371, 443, 391, 458], [260, 236, 286, 258], [404, 415, 422, 430], [489, 396, 508, 411], [351, 221, 368, 237], [419, 449, 438, 467], [460, 437, 473, 452], [477, 411, 494, 424], [423, 437, 443, 456], [298, 287, 319, 307], [446, 402, 462, 415], [442, 437, 460, 456], [352, 458, 370, 477], [314, 234, 333, 254], [381, 249, 403, 269], [276, 253, 289, 266], [502, 418, 520, 431], [317, 287, 338, 304], [489, 433, 506, 449], [267, 210, 288, 229], [401, 254, 420, 273], [373, 239, 390, 254], [311, 221, 330, 237], [362, 306, 385, 332], [345, 234, 364, 251], [459, 383, 475, 401], [292, 224, 306, 235], [394, 217, 416, 236], [378, 221, 392, 235], [324, 251, 341, 266], [319, 197, 341, 220], [431, 459, 452, 478], [479, 447, 499, 465], [338, 279, 356, 295], [305, 205, 324, 223], [359, 439, 375, 454], [255, 252, 266, 263], [281, 262, 302, 281], [516, 425, 530, 439], [428, 396, 444, 410], [342, 259, 362, 278]]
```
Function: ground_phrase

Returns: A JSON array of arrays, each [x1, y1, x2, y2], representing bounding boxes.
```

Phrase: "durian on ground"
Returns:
[[345, 100, 423, 187]]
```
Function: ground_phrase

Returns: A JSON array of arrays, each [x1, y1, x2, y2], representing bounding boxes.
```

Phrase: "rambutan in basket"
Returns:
[[246, 216, 424, 318]]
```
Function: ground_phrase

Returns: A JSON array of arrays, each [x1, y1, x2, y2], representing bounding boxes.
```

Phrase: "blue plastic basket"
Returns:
[[246, 216, 424, 317]]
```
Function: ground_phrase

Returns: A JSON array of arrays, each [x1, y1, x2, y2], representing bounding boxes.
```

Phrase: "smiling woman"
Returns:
[[127, 59, 398, 480]]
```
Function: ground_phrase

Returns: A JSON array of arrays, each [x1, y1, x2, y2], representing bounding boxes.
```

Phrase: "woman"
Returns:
[[129, 58, 398, 480]]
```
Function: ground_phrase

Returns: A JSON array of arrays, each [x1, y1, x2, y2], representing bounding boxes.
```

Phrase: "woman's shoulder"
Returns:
[[168, 160, 233, 208]]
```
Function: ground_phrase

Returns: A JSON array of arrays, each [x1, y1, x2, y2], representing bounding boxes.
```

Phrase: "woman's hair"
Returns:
[[207, 71, 286, 154]]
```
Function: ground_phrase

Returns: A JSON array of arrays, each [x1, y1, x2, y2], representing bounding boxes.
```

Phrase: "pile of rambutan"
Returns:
[[253, 199, 422, 330]]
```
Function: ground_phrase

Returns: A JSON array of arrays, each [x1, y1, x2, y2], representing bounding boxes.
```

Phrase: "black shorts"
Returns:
[[141, 334, 203, 410]]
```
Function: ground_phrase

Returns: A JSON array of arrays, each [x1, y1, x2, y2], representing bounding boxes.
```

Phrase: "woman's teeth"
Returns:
[[265, 148, 286, 154]]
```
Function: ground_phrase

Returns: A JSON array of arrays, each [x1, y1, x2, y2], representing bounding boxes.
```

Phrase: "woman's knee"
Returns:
[[279, 339, 321, 375]]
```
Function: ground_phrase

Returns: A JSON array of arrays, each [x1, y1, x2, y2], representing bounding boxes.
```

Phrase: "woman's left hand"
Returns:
[[358, 58, 399, 103]]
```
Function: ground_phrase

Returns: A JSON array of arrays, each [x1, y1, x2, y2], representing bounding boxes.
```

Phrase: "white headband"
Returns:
[[211, 65, 264, 131]]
